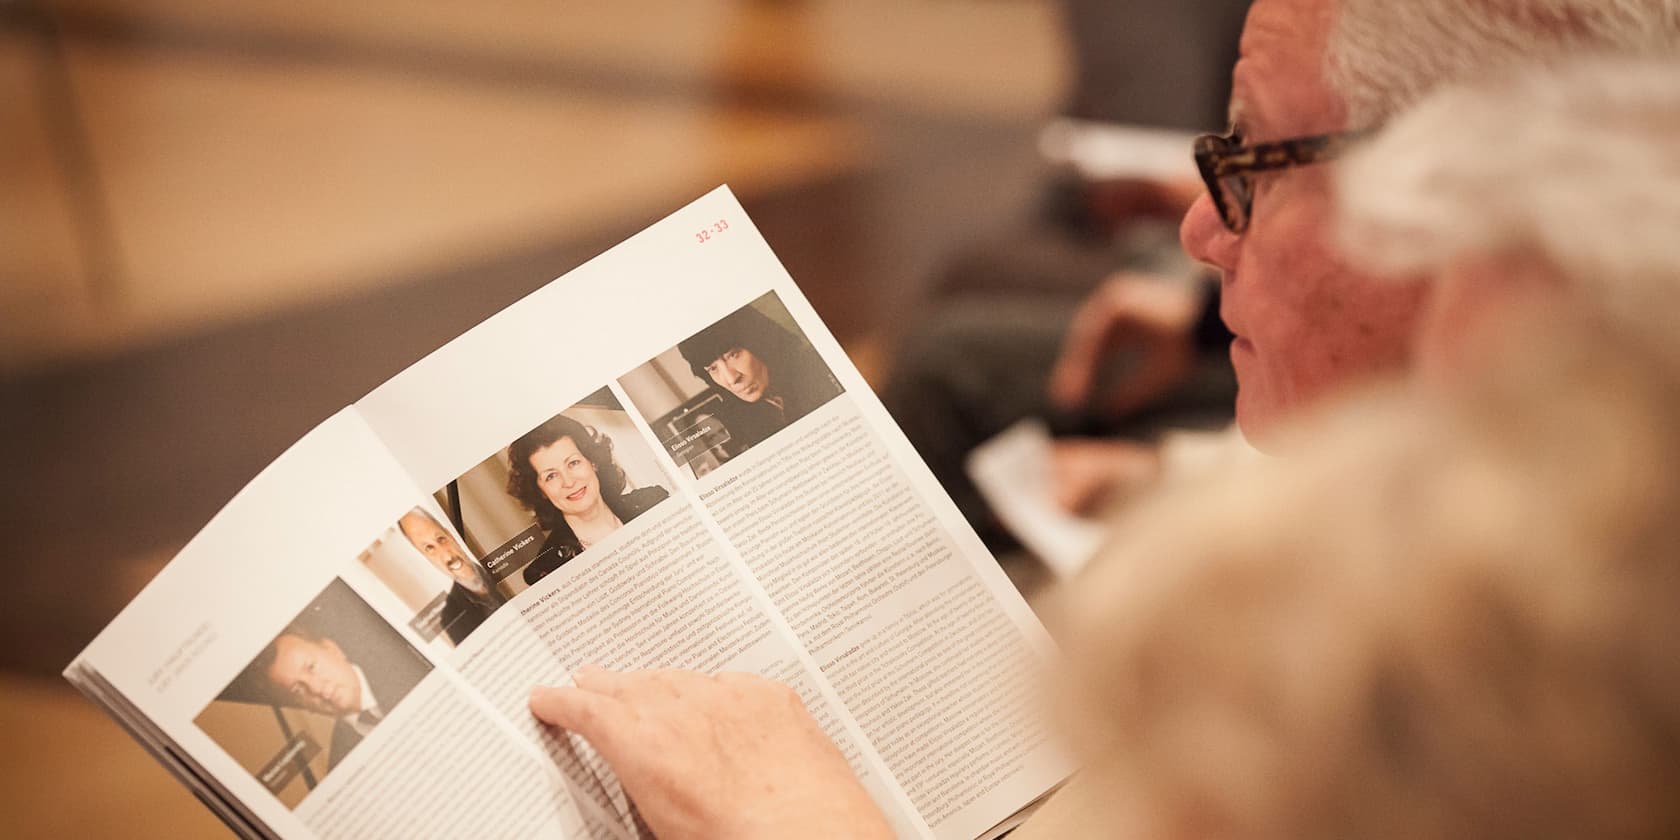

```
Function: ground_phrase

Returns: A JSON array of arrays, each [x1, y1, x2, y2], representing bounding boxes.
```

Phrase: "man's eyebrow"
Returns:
[[1227, 96, 1247, 131], [1226, 52, 1264, 134], [1225, 65, 1254, 130]]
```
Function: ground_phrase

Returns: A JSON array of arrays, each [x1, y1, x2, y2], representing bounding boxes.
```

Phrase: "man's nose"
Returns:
[[1180, 191, 1239, 273]]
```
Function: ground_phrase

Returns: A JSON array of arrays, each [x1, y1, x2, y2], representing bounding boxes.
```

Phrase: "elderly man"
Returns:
[[884, 0, 1250, 540], [526, 3, 1680, 837], [1178, 0, 1679, 444], [1017, 54, 1680, 837]]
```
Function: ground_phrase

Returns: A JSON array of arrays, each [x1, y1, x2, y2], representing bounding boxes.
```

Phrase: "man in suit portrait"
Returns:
[[252, 622, 431, 770]]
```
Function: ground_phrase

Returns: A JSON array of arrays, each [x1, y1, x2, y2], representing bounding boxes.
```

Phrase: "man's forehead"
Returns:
[[1239, 0, 1327, 49], [267, 638, 312, 680], [1230, 0, 1343, 136], [275, 634, 317, 656], [401, 510, 439, 530]]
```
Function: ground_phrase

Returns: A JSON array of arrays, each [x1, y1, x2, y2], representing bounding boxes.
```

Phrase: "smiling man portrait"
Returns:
[[397, 507, 506, 645]]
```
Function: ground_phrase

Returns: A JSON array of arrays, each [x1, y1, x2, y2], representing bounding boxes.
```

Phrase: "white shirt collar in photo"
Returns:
[[341, 664, 383, 736]]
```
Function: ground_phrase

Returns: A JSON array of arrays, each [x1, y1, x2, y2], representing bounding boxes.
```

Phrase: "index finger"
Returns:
[[574, 665, 697, 702], [529, 685, 631, 750]]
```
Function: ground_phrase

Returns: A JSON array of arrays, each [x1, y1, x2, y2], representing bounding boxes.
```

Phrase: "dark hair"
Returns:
[[504, 413, 628, 533], [678, 303, 807, 399]]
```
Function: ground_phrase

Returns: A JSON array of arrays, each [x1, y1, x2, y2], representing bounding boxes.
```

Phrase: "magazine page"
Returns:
[[65, 410, 615, 839], [355, 186, 1072, 839]]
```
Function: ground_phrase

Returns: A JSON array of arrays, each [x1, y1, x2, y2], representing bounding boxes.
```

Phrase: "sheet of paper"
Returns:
[[966, 420, 1107, 579], [1037, 118, 1199, 182]]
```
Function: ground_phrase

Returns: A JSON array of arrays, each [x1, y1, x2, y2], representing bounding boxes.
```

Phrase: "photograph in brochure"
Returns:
[[619, 290, 845, 478], [193, 579, 433, 809], [438, 386, 673, 592], [361, 507, 508, 647]]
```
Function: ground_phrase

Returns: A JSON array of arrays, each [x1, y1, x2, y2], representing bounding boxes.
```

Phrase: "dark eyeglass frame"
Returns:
[[1193, 128, 1372, 233]]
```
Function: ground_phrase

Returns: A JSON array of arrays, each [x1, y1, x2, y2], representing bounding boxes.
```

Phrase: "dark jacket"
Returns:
[[323, 640, 432, 770], [715, 349, 844, 451], [440, 581, 504, 645], [523, 485, 670, 585]]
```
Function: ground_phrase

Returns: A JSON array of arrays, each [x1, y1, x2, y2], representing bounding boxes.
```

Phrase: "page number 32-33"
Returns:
[[695, 218, 730, 244]]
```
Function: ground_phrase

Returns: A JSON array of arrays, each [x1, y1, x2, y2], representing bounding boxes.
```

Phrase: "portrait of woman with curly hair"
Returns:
[[505, 412, 669, 585]]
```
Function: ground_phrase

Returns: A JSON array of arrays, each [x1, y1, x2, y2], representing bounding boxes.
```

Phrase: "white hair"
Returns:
[[1335, 56, 1680, 337], [1328, 0, 1680, 127]]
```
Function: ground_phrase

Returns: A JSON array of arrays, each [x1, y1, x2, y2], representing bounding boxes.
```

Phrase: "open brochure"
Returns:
[[65, 186, 1071, 840]]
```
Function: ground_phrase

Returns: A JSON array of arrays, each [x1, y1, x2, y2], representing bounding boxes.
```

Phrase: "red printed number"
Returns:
[[695, 218, 730, 243]]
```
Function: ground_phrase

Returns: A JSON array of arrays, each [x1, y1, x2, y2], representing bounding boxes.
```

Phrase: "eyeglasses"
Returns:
[[1193, 128, 1371, 233]]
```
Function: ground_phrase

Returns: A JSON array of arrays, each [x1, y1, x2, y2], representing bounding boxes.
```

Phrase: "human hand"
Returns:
[[1050, 438, 1161, 516], [529, 667, 893, 840], [1047, 274, 1200, 419]]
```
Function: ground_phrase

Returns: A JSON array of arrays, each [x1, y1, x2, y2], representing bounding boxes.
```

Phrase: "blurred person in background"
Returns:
[[885, 0, 1252, 548]]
